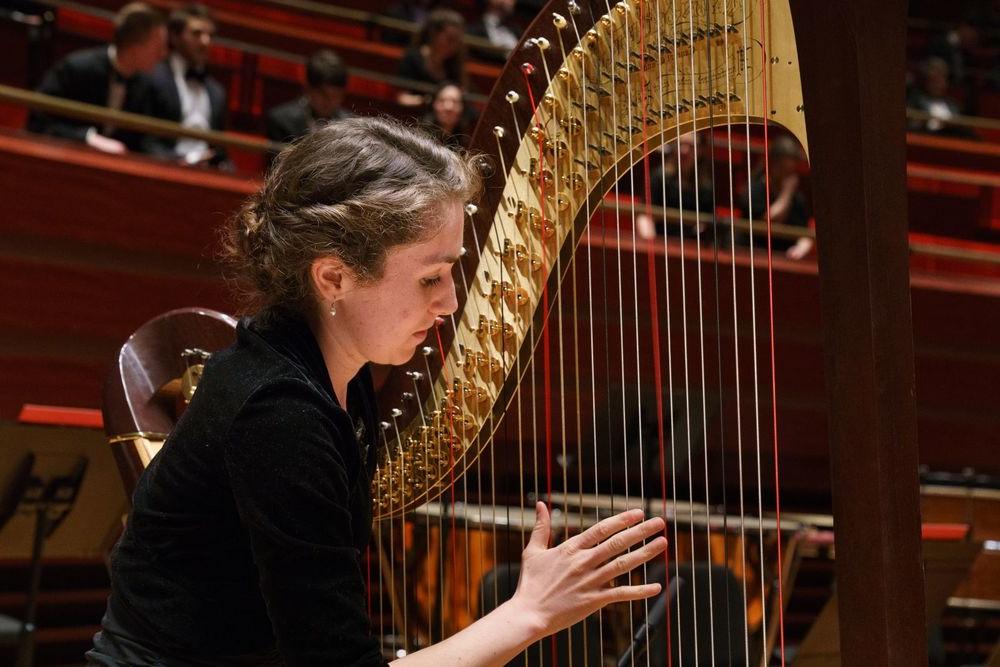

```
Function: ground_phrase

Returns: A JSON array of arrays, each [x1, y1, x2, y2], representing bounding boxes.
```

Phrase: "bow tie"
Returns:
[[185, 67, 207, 83]]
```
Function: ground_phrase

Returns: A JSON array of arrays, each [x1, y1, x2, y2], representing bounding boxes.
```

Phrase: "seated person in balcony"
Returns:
[[266, 50, 352, 145], [397, 9, 467, 108], [906, 56, 977, 139], [26, 2, 166, 155], [467, 0, 522, 63], [740, 135, 813, 260], [636, 132, 715, 240], [141, 3, 229, 166], [422, 81, 477, 149]]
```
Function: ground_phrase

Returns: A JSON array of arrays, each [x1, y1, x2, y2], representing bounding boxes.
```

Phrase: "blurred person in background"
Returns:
[[142, 3, 230, 166], [397, 9, 467, 107], [422, 81, 477, 149], [636, 132, 715, 240], [740, 134, 813, 260], [468, 0, 522, 63], [267, 50, 353, 145], [907, 56, 977, 138], [26, 2, 166, 154]]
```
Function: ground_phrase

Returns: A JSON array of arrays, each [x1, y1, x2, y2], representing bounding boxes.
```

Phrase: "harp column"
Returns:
[[790, 0, 928, 664]]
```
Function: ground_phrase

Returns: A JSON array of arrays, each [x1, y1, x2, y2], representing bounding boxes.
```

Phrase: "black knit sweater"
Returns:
[[96, 308, 387, 666]]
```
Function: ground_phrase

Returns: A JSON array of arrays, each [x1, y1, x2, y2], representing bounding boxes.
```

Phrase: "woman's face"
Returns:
[[433, 85, 463, 131], [338, 199, 464, 366]]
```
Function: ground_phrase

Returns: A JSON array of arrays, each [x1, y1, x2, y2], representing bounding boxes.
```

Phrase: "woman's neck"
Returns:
[[310, 318, 364, 411]]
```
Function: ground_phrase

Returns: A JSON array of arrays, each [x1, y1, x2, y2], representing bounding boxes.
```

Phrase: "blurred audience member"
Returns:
[[741, 135, 812, 260], [397, 9, 467, 107], [266, 50, 352, 144], [636, 132, 714, 240], [422, 81, 477, 148], [383, 0, 433, 46], [468, 0, 522, 63], [907, 57, 977, 138], [142, 3, 230, 166], [26, 2, 166, 154]]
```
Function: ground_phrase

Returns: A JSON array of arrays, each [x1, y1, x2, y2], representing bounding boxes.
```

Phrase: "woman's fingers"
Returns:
[[602, 582, 663, 604], [596, 535, 668, 583], [524, 501, 552, 555], [570, 508, 646, 551], [587, 517, 665, 565]]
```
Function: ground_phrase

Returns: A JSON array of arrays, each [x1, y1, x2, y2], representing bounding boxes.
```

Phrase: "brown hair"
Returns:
[[413, 8, 467, 88], [113, 2, 164, 49], [222, 116, 482, 317]]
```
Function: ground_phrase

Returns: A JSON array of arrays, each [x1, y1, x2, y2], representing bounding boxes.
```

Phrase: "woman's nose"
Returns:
[[436, 275, 459, 316]]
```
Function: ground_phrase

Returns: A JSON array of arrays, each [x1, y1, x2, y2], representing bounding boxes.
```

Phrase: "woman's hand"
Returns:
[[391, 503, 666, 666], [508, 502, 667, 638]]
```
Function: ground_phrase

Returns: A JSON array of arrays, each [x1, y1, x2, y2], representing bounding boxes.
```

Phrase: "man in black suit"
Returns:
[[265, 50, 352, 145], [141, 3, 228, 166], [26, 2, 166, 154]]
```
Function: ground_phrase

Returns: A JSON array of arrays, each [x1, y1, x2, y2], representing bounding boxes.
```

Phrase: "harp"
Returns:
[[373, 0, 926, 664]]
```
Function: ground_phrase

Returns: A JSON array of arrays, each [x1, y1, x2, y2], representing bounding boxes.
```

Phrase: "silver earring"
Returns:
[[329, 301, 337, 318]]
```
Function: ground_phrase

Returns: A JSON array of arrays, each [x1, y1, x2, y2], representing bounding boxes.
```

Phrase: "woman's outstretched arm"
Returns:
[[392, 502, 667, 667]]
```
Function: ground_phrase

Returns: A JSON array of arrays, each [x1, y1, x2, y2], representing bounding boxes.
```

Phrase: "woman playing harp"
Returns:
[[86, 117, 667, 666]]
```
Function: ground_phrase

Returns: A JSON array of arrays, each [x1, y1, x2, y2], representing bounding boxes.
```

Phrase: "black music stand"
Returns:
[[0, 452, 88, 667]]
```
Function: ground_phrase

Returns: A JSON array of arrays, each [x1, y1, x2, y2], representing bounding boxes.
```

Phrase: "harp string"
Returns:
[[701, 0, 736, 659], [635, 0, 669, 663], [683, 0, 720, 661], [719, 0, 753, 661], [520, 52, 555, 666], [567, 5, 611, 662], [755, 0, 787, 663], [666, 0, 701, 660], [599, 0, 640, 654], [653, 2, 682, 664], [372, 1, 801, 660], [389, 414, 409, 654]]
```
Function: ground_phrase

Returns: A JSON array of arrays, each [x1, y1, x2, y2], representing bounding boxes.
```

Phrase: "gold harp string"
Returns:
[[493, 127, 533, 583], [505, 95, 543, 531], [650, 0, 675, 662], [653, 1, 686, 659], [720, 0, 753, 660], [685, 0, 720, 658], [380, 423, 395, 657], [505, 85, 543, 659], [567, 4, 609, 661], [600, 0, 640, 651], [451, 220, 487, 634], [620, 2, 656, 658], [547, 12, 583, 571], [739, 0, 768, 660], [532, 31, 579, 651], [390, 412, 409, 653], [703, 0, 736, 657], [668, 0, 700, 657]]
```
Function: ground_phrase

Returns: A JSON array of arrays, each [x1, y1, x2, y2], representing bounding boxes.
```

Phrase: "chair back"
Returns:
[[103, 308, 236, 499]]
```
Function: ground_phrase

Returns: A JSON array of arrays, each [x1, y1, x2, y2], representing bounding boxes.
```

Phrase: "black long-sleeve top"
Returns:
[[96, 308, 388, 666]]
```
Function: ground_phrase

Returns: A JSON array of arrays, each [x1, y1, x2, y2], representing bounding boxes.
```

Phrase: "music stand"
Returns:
[[0, 452, 88, 667]]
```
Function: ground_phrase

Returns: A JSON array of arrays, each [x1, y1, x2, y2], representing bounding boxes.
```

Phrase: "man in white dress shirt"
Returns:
[[142, 3, 229, 166]]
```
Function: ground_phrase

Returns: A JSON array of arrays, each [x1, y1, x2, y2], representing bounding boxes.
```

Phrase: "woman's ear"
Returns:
[[310, 255, 356, 304]]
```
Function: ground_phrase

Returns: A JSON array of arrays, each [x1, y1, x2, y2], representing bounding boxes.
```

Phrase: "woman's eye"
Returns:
[[421, 276, 442, 287]]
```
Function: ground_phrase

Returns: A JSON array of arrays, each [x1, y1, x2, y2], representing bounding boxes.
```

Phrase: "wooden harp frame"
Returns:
[[374, 0, 927, 663]]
